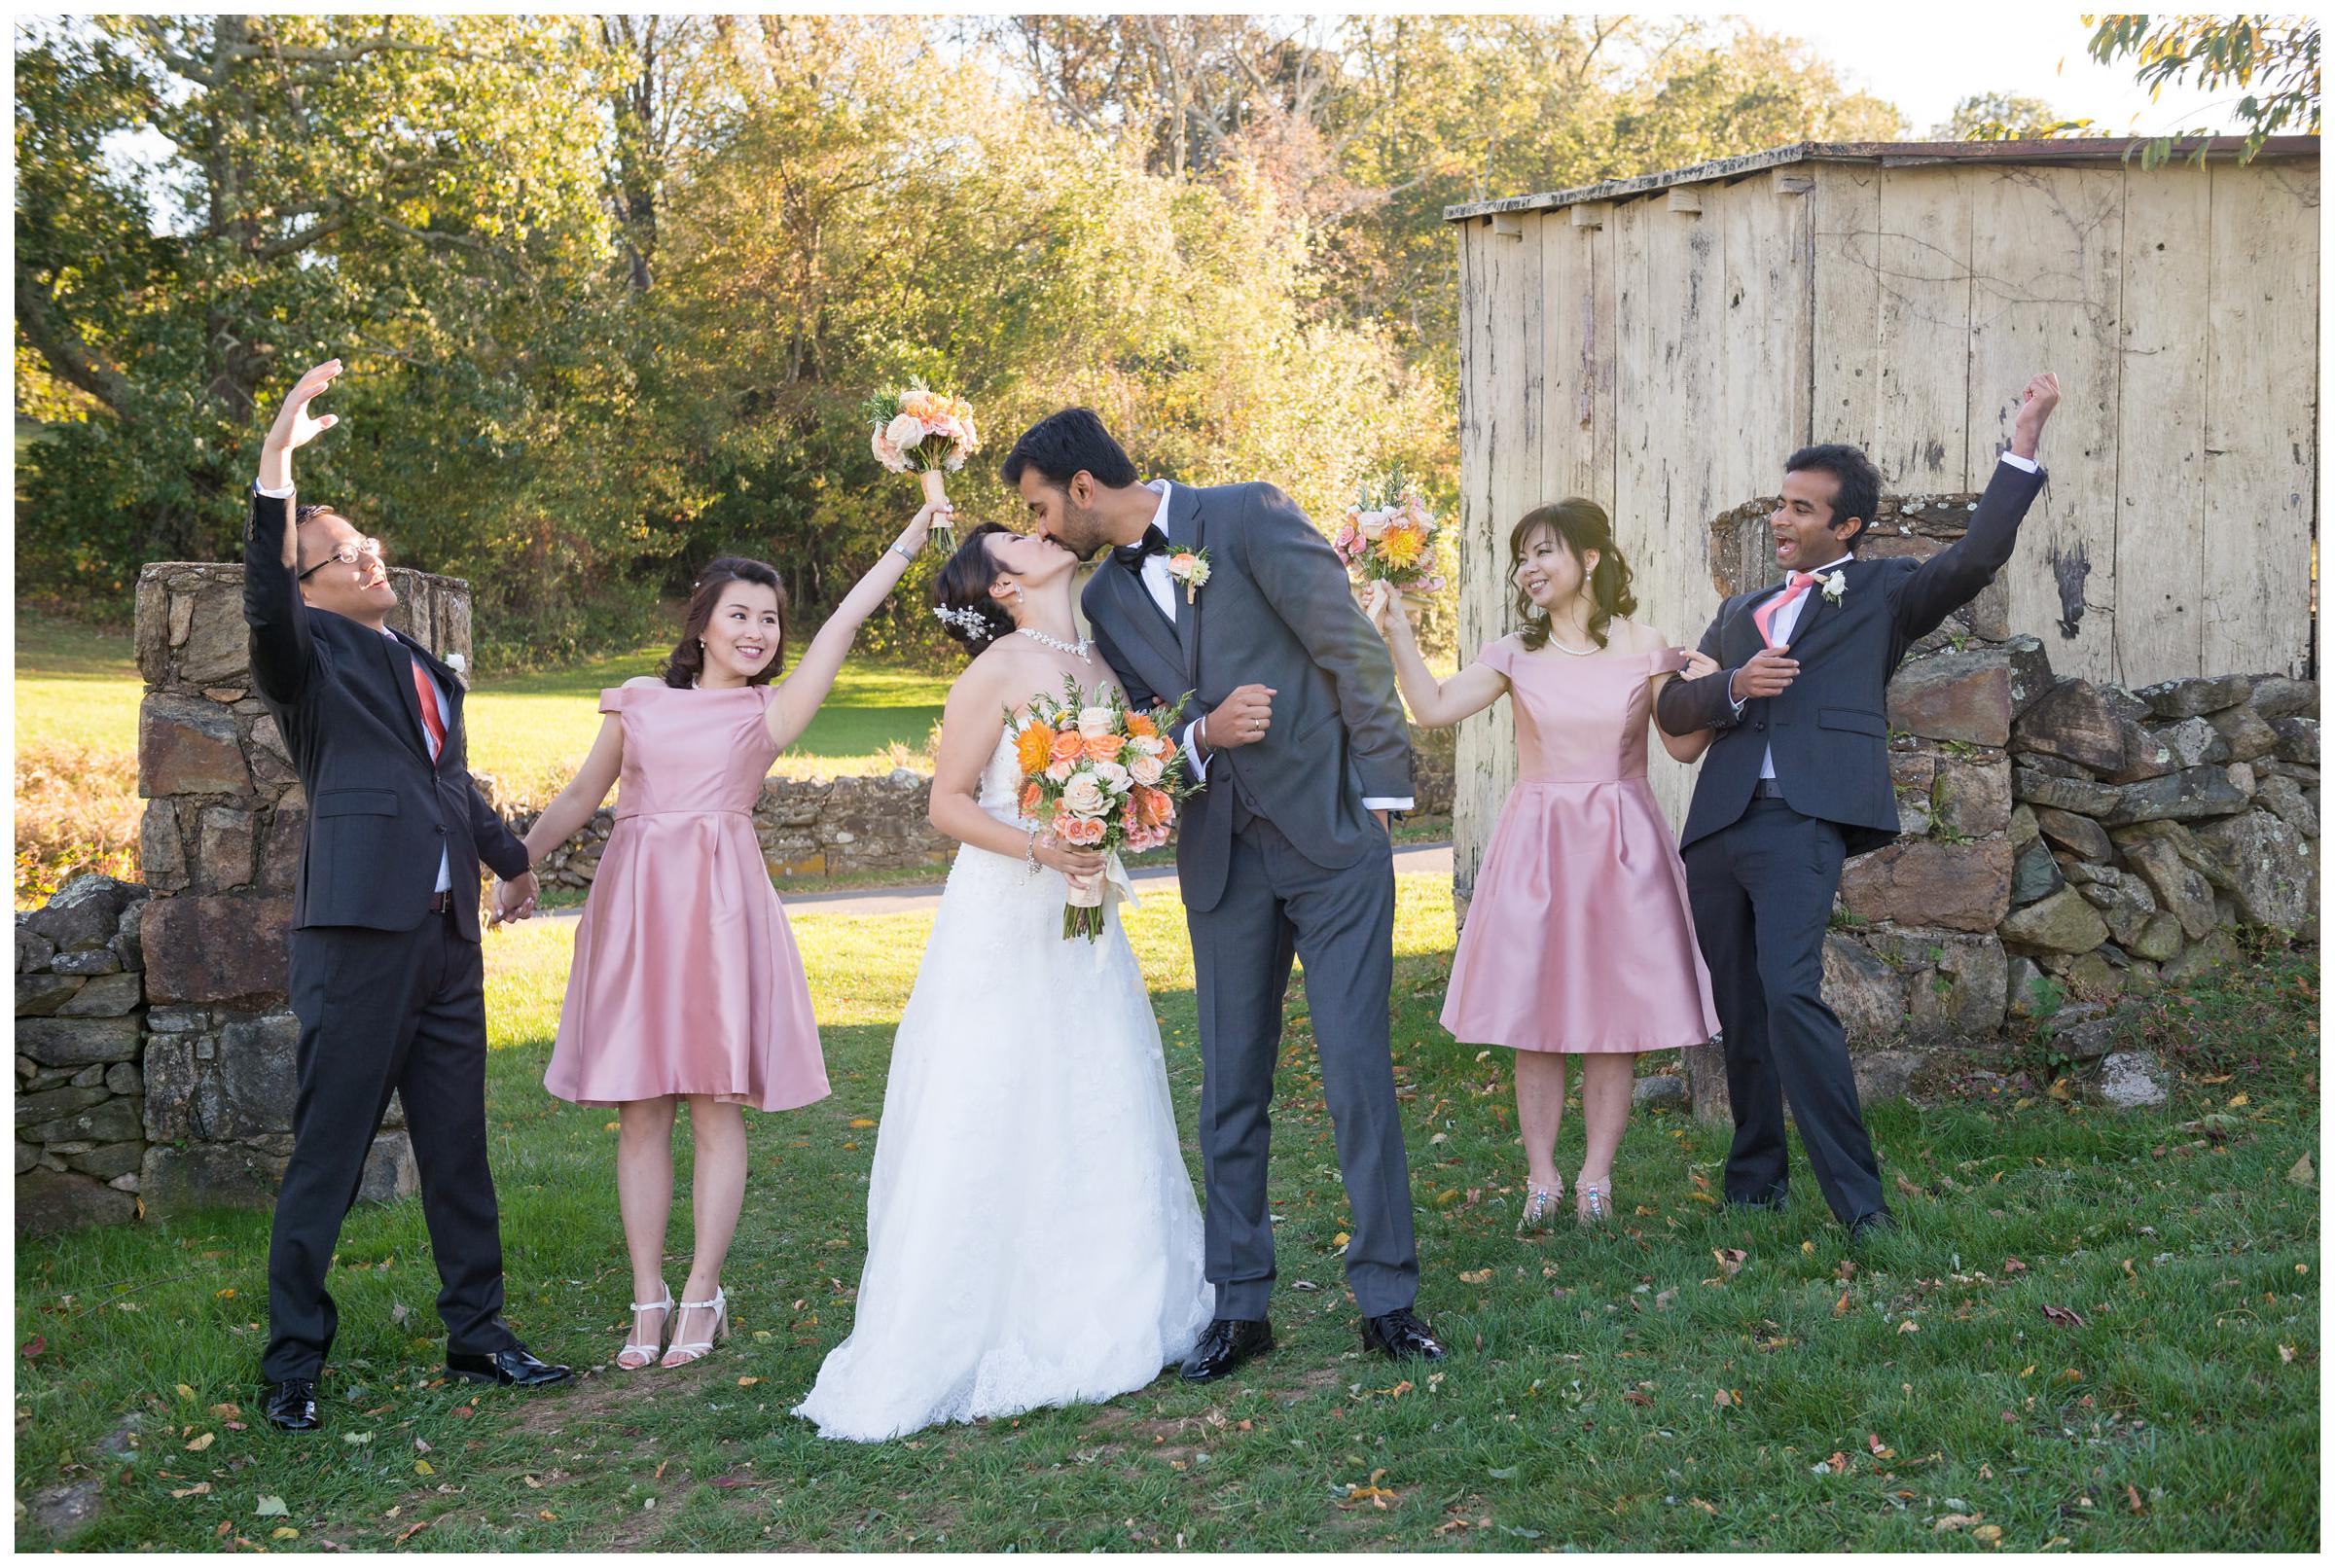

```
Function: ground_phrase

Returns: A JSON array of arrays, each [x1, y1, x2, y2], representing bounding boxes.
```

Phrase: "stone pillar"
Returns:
[[17, 874, 149, 1235], [131, 561, 473, 1213]]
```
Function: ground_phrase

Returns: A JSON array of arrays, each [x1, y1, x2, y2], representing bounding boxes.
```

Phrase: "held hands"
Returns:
[[1729, 644, 1799, 702], [2008, 371, 2061, 459], [489, 870, 540, 927], [1202, 684, 1275, 752], [1680, 650, 1721, 682]]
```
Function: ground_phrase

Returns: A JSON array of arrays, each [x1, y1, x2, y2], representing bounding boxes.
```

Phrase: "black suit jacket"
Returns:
[[243, 486, 529, 939], [1657, 458, 2047, 857]]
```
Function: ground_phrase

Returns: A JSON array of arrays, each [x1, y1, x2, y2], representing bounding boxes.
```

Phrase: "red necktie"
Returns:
[[410, 657, 447, 759], [1751, 571, 1819, 649]]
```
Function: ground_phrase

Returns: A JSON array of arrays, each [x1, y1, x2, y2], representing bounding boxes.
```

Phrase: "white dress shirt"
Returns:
[[1138, 481, 1412, 813], [258, 479, 452, 891], [1737, 450, 2038, 780]]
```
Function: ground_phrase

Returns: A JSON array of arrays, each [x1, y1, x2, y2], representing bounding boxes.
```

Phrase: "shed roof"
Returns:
[[1441, 136, 2320, 222]]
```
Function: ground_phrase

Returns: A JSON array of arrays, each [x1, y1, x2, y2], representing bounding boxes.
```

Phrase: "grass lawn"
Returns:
[[12, 611, 952, 906], [15, 879, 2317, 1550]]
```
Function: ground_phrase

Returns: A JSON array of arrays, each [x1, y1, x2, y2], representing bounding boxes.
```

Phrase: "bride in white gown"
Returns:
[[793, 521, 1211, 1443]]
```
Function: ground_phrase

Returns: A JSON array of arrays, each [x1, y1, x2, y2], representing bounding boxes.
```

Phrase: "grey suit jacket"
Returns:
[[1656, 457, 2047, 856], [1081, 481, 1412, 913]]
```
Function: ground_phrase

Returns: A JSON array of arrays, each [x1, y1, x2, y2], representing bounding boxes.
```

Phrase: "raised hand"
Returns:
[[1729, 644, 1799, 702], [2009, 371, 2060, 459], [1202, 683, 1275, 751], [897, 496, 955, 558], [1361, 580, 1410, 636], [259, 358, 342, 491]]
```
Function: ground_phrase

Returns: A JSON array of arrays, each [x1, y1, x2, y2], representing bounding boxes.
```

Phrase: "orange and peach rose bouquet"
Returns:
[[866, 382, 981, 550], [1008, 675, 1194, 941]]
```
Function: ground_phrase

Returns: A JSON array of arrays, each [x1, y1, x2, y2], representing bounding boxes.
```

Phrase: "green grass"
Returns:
[[14, 882, 2318, 1550]]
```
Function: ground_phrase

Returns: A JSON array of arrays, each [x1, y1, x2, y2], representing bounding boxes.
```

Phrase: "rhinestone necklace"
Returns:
[[1018, 626, 1093, 662]]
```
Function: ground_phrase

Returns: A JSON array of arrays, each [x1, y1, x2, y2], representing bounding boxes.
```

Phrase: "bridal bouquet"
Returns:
[[1334, 470, 1447, 600], [1008, 676, 1194, 941], [866, 383, 981, 550]]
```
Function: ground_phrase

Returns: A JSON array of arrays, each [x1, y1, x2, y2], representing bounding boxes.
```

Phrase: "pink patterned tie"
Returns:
[[1751, 571, 1820, 649]]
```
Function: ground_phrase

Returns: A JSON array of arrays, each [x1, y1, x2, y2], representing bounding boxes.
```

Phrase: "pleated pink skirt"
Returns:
[[1442, 778, 1720, 1054], [545, 809, 829, 1111]]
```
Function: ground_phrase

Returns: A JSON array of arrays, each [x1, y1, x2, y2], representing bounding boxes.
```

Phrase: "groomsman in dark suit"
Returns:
[[1656, 374, 2061, 1234], [244, 358, 570, 1432]]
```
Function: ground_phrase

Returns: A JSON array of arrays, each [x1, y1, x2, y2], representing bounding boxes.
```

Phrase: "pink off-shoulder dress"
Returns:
[[1441, 641, 1720, 1055], [544, 685, 830, 1112]]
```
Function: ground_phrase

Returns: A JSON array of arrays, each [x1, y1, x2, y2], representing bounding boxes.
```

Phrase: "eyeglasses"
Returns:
[[297, 537, 384, 581]]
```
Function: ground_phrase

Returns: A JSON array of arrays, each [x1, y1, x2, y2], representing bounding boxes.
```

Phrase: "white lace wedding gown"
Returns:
[[792, 729, 1212, 1443]]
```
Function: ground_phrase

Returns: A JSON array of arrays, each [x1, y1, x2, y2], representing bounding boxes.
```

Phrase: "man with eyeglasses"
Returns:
[[243, 357, 571, 1433]]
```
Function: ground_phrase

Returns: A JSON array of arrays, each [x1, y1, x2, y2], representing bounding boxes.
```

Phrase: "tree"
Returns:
[[2087, 13, 2321, 165], [1934, 90, 2095, 139]]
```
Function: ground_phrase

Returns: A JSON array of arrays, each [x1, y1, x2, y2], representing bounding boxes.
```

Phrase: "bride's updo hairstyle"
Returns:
[[932, 522, 1020, 655], [663, 555, 787, 688]]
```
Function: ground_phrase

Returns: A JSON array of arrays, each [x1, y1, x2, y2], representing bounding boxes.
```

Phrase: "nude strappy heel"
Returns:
[[1519, 1175, 1565, 1235], [661, 1285, 731, 1368], [617, 1287, 672, 1372]]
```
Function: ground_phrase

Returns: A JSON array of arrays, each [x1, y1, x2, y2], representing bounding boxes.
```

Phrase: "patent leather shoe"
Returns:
[[1178, 1317, 1273, 1383], [445, 1343, 573, 1388]]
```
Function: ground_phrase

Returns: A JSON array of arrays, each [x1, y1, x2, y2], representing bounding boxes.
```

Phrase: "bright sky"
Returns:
[[1771, 10, 2246, 136]]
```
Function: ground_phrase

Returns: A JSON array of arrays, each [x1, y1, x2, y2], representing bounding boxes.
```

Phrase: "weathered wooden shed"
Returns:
[[1445, 136, 2319, 890]]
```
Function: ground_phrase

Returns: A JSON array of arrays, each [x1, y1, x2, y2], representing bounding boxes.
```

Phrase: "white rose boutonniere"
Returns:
[[444, 651, 469, 686], [1820, 569, 1848, 606], [1168, 549, 1212, 604]]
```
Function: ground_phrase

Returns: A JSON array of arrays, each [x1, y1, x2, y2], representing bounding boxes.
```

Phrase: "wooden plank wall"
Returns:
[[1454, 156, 2317, 897]]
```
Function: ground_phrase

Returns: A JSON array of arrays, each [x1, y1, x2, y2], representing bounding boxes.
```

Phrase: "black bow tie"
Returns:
[[1112, 525, 1169, 573]]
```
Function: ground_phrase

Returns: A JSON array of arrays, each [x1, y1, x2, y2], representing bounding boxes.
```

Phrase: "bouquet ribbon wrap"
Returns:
[[1064, 851, 1139, 953]]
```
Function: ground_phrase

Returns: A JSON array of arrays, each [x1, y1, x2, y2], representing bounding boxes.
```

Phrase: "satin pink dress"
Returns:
[[1441, 641, 1720, 1054], [544, 685, 830, 1112]]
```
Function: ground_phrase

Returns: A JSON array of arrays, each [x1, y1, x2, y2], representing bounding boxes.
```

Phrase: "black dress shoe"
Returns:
[[1179, 1317, 1273, 1383], [263, 1378, 319, 1433], [1361, 1307, 1447, 1362], [446, 1344, 574, 1388], [1847, 1210, 1898, 1242]]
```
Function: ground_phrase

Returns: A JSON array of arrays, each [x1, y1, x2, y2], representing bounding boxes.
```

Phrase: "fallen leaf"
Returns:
[[1826, 1451, 1850, 1475], [604, 1121, 621, 1132], [1836, 1260, 1857, 1281], [737, 1376, 762, 1387], [1711, 1388, 1736, 1408], [211, 1404, 240, 1419], [2041, 1304, 2088, 1329], [2278, 1343, 2296, 1363], [169, 1482, 211, 1498], [1331, 1230, 1349, 1250], [2125, 1483, 2147, 1515], [1801, 1240, 1815, 1255], [1935, 1513, 1983, 1532], [1710, 1248, 1746, 1278], [256, 1496, 289, 1517], [392, 1519, 431, 1546], [1896, 1318, 1920, 1334], [1689, 1497, 1717, 1515], [185, 1432, 215, 1452], [2288, 1154, 2316, 1188], [1654, 1288, 1678, 1311], [19, 1336, 45, 1359], [414, 1459, 434, 1477], [1894, 1173, 1922, 1199], [1973, 1523, 2003, 1544], [1832, 1291, 1850, 1317], [2227, 1092, 2249, 1107], [2002, 1257, 2028, 1274], [1867, 1432, 1895, 1459], [1457, 1268, 1493, 1285], [272, 1527, 300, 1540]]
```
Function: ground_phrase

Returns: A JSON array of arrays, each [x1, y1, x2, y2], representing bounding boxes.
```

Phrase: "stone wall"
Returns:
[[17, 876, 150, 1235], [514, 722, 1460, 890], [1684, 492, 2319, 1112]]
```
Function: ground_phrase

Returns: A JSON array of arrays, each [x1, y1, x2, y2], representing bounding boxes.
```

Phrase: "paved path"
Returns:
[[538, 841, 1455, 923]]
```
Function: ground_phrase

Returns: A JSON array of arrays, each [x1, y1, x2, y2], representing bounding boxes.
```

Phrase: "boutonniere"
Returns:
[[444, 651, 469, 686], [1168, 549, 1212, 604], [1820, 569, 1848, 606]]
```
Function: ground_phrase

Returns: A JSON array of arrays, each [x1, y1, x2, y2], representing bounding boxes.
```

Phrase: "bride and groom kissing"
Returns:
[[245, 353, 2057, 1444]]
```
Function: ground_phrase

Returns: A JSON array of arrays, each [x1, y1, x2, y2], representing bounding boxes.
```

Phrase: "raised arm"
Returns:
[[1892, 373, 2058, 641], [1651, 645, 1720, 763], [243, 358, 343, 703], [763, 499, 947, 752], [1239, 483, 1412, 802], [1361, 582, 1507, 730], [521, 706, 629, 864], [924, 664, 1105, 882]]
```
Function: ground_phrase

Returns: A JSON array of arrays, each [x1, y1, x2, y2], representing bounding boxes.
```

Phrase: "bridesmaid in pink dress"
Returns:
[[516, 496, 950, 1370], [1366, 498, 1721, 1230]]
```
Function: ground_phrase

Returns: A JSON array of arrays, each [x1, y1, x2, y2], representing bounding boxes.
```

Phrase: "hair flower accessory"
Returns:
[[934, 603, 994, 642]]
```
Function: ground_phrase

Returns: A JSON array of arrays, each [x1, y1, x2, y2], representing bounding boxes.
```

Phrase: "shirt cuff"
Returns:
[[1361, 797, 1413, 812], [1182, 724, 1209, 783], [254, 480, 297, 499], [1998, 450, 2038, 473]]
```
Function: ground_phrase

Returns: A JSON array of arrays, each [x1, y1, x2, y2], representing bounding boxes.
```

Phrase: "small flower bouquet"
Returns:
[[1008, 676, 1194, 941], [866, 383, 981, 550], [1333, 470, 1447, 602]]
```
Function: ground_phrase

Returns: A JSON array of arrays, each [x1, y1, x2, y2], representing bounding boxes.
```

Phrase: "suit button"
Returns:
[[434, 825, 448, 836], [1753, 720, 1766, 731]]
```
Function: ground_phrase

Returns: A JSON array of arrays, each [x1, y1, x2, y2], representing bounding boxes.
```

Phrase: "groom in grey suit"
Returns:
[[1005, 409, 1444, 1378]]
